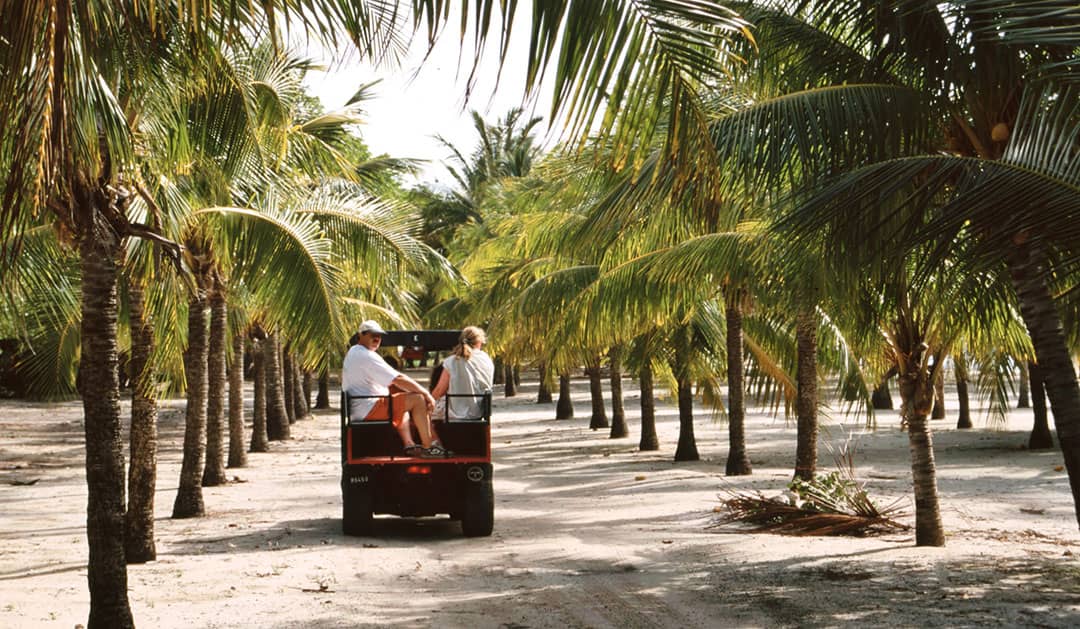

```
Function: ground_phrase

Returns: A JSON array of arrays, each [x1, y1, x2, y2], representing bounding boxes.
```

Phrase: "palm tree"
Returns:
[[227, 330, 248, 468], [202, 271, 229, 486], [173, 234, 212, 518], [608, 345, 628, 438], [722, 0, 1080, 526], [1, 2, 757, 622], [1030, 362, 1053, 450], [585, 354, 609, 430], [556, 373, 576, 419], [249, 331, 270, 453], [0, 3, 412, 620], [793, 306, 819, 480], [124, 277, 157, 562]]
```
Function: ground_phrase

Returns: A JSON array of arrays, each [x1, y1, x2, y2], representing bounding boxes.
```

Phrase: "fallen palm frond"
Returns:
[[712, 468, 909, 537], [713, 491, 908, 536]]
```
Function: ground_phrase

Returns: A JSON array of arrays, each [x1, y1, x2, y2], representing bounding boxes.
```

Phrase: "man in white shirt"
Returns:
[[341, 320, 447, 457]]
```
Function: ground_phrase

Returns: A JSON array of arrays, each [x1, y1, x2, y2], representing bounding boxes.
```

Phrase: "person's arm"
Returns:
[[391, 373, 437, 410], [431, 368, 450, 400]]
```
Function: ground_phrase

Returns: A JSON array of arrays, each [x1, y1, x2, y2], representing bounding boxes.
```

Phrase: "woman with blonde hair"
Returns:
[[432, 326, 495, 419]]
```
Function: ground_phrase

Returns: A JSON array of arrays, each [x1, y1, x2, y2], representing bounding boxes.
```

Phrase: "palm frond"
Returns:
[[196, 205, 341, 353]]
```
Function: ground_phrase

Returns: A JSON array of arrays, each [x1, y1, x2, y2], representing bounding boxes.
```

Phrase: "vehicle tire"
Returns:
[[461, 479, 494, 537], [342, 485, 373, 536]]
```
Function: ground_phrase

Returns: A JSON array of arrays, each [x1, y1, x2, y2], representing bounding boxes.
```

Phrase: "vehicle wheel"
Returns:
[[342, 485, 373, 536], [461, 479, 494, 537]]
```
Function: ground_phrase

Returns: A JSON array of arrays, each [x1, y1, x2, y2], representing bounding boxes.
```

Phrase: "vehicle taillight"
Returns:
[[406, 465, 431, 475]]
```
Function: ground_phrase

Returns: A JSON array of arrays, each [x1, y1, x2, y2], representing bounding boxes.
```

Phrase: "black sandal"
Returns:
[[404, 444, 424, 457]]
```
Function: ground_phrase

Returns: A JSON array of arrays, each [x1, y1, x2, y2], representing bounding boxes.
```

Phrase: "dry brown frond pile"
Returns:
[[713, 469, 908, 536]]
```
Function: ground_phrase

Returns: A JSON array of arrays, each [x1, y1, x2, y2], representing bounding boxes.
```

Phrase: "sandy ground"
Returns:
[[2, 372, 1080, 628]]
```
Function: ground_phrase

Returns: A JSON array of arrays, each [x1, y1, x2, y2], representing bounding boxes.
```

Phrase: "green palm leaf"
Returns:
[[196, 205, 340, 352]]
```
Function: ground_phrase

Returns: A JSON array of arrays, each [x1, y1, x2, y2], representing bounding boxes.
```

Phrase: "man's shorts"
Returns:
[[365, 391, 409, 427]]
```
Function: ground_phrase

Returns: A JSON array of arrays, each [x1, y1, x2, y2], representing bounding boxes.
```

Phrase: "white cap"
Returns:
[[358, 320, 387, 335]]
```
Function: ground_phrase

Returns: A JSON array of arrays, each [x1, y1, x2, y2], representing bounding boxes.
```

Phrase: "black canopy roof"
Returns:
[[380, 330, 461, 352]]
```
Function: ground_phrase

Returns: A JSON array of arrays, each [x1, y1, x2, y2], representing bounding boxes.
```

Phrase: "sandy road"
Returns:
[[2, 374, 1079, 628]]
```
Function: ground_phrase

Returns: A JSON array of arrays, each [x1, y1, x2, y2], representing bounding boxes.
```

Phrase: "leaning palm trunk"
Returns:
[[586, 358, 608, 429], [125, 279, 157, 563], [301, 370, 312, 417], [292, 358, 309, 420], [249, 337, 269, 452], [173, 281, 208, 518], [725, 291, 751, 476], [897, 359, 945, 547], [608, 347, 627, 438], [202, 277, 227, 486], [315, 368, 330, 409], [264, 331, 290, 440], [871, 378, 893, 410], [931, 370, 946, 420], [556, 373, 574, 419], [638, 361, 659, 451], [673, 376, 699, 461], [79, 228, 135, 628], [227, 333, 247, 468], [282, 346, 296, 424], [1018, 361, 1031, 409], [794, 309, 818, 481], [1009, 244, 1080, 527], [504, 363, 518, 397], [955, 358, 972, 430], [1028, 361, 1053, 450], [536, 362, 553, 403]]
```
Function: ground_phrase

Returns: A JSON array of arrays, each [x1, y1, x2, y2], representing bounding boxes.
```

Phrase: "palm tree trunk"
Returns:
[[78, 230, 134, 628], [227, 333, 247, 468], [898, 365, 945, 547], [504, 363, 518, 397], [931, 370, 946, 419], [302, 370, 313, 415], [1008, 244, 1080, 527], [638, 361, 659, 451], [1029, 361, 1053, 450], [794, 309, 818, 481], [674, 376, 699, 461], [871, 378, 893, 410], [202, 276, 227, 486], [125, 279, 157, 563], [315, 368, 330, 409], [265, 332, 290, 440], [1017, 361, 1031, 408], [282, 346, 296, 425], [292, 356, 309, 420], [725, 292, 751, 476], [955, 358, 972, 430], [608, 347, 627, 439], [249, 338, 269, 452], [586, 359, 608, 430], [173, 283, 208, 518], [536, 362, 553, 403], [493, 356, 505, 384], [556, 373, 574, 419]]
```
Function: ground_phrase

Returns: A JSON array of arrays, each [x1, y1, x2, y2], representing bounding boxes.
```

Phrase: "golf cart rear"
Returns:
[[340, 330, 494, 537]]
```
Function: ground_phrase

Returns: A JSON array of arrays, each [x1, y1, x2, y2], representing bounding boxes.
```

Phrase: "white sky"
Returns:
[[303, 22, 554, 188]]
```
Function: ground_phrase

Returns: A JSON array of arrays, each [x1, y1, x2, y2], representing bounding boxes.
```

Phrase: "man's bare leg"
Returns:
[[403, 393, 438, 447], [395, 417, 416, 448]]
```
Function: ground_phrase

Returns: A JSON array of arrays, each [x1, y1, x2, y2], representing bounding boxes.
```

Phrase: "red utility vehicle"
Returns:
[[340, 330, 494, 537]]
